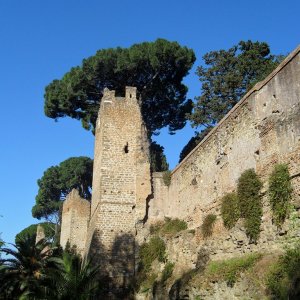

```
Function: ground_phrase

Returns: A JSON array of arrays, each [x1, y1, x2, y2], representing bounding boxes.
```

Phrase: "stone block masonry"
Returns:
[[84, 87, 151, 279], [60, 189, 90, 256], [60, 87, 151, 282]]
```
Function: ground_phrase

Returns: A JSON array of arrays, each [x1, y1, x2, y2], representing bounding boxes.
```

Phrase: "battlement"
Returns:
[[102, 86, 137, 103]]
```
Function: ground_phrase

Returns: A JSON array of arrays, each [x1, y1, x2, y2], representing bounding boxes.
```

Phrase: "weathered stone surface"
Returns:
[[149, 45, 300, 237], [60, 87, 151, 283], [60, 189, 90, 256]]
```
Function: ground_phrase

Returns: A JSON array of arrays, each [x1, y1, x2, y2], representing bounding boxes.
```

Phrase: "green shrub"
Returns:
[[221, 192, 240, 229], [201, 214, 217, 238], [207, 253, 261, 287], [268, 164, 292, 226], [237, 169, 263, 242], [161, 218, 188, 235], [150, 218, 187, 236], [266, 243, 300, 299], [163, 170, 172, 186], [161, 262, 175, 282], [149, 222, 163, 235], [139, 236, 166, 270]]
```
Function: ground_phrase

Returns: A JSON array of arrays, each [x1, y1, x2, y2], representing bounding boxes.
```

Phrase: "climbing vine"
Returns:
[[221, 192, 240, 229], [268, 164, 292, 226], [201, 214, 217, 238], [237, 169, 263, 242]]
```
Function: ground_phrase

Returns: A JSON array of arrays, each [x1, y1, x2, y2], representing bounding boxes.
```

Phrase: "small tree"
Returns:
[[32, 156, 93, 222]]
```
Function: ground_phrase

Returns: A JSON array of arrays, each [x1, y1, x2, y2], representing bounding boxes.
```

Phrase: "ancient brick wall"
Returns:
[[149, 45, 300, 229], [60, 189, 90, 256], [84, 87, 151, 279]]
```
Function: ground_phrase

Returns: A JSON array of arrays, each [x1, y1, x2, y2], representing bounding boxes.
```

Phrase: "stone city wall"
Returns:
[[149, 45, 300, 230]]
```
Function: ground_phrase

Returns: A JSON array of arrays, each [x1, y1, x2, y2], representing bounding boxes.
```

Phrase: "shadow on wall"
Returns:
[[87, 231, 137, 299]]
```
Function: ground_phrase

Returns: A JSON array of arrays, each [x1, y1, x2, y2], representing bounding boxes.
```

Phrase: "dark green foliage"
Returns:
[[221, 192, 240, 229], [139, 236, 166, 270], [237, 169, 263, 242], [15, 223, 55, 245], [206, 253, 261, 287], [0, 235, 101, 299], [150, 141, 169, 172], [32, 156, 93, 220], [44, 39, 196, 135], [189, 40, 283, 128], [179, 127, 212, 163], [0, 235, 57, 298], [163, 170, 172, 186], [267, 243, 300, 299], [49, 251, 100, 300], [268, 164, 292, 226], [201, 214, 217, 238], [161, 262, 175, 282]]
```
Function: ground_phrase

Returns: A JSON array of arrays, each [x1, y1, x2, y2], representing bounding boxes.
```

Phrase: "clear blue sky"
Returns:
[[0, 0, 299, 244]]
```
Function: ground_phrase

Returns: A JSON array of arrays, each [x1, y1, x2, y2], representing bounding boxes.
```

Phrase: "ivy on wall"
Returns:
[[268, 164, 292, 226], [221, 192, 240, 230], [237, 169, 263, 242]]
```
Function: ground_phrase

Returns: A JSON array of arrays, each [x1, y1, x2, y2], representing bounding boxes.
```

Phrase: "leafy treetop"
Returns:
[[32, 156, 93, 221], [15, 223, 55, 245], [189, 40, 283, 128], [45, 39, 196, 135]]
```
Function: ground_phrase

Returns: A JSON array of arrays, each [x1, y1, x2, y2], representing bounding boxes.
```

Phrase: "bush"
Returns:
[[139, 236, 166, 270], [201, 214, 217, 238], [161, 218, 187, 235], [161, 262, 175, 282], [266, 243, 300, 299], [163, 170, 172, 186], [221, 192, 240, 229], [206, 253, 261, 287], [268, 164, 292, 226], [150, 218, 187, 236], [237, 169, 263, 242]]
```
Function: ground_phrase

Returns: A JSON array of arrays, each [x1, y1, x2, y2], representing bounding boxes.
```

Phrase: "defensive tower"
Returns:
[[84, 87, 152, 280]]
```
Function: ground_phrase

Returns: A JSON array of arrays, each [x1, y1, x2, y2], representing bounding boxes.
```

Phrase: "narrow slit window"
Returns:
[[124, 142, 129, 153]]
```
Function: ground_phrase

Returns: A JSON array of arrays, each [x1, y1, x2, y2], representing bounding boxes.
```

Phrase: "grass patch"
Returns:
[[137, 236, 166, 292], [161, 218, 187, 235], [139, 273, 158, 293], [139, 236, 166, 270], [266, 243, 300, 299], [150, 218, 187, 236], [268, 164, 292, 226], [161, 262, 175, 282], [206, 253, 262, 287], [201, 214, 217, 238], [221, 192, 240, 229]]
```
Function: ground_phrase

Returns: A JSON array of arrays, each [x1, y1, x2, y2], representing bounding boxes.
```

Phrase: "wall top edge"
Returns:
[[172, 44, 300, 175]]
